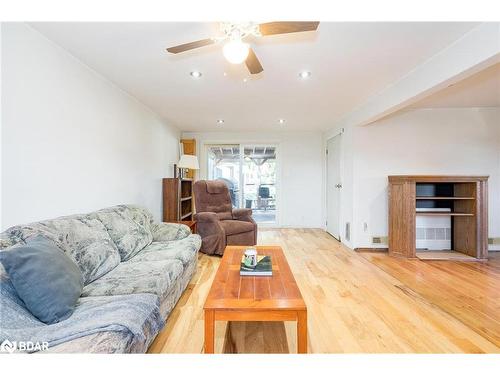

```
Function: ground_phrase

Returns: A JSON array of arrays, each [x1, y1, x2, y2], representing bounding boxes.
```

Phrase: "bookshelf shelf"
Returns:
[[415, 211, 474, 217], [415, 196, 475, 200]]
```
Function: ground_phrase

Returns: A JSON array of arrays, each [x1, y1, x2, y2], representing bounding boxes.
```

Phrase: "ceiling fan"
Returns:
[[166, 22, 320, 75]]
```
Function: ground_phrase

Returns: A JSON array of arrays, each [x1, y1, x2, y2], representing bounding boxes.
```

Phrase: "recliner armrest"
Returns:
[[194, 212, 219, 223], [194, 212, 225, 237], [232, 208, 253, 221]]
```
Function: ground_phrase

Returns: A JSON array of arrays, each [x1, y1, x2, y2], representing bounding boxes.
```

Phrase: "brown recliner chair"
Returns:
[[194, 180, 257, 255]]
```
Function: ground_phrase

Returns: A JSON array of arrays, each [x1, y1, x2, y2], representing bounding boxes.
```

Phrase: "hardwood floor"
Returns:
[[360, 250, 500, 348], [148, 228, 500, 353]]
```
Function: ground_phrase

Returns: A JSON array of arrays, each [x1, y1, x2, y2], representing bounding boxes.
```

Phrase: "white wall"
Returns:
[[182, 131, 324, 228], [1, 23, 180, 228], [0, 24, 3, 230], [326, 107, 500, 250]]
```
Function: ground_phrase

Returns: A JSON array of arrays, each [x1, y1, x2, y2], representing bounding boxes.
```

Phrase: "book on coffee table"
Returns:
[[240, 255, 272, 276]]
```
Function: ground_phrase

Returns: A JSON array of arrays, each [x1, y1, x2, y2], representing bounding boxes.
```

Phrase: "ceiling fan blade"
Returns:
[[245, 48, 264, 75], [166, 38, 215, 54], [259, 21, 319, 36]]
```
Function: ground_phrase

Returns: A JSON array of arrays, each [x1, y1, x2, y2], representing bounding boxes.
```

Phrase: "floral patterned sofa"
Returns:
[[0, 205, 201, 353]]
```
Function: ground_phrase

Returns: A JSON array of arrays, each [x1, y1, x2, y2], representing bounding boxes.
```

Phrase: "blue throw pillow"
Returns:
[[0, 235, 84, 324]]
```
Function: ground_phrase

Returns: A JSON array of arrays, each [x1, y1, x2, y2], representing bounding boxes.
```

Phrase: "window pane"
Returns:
[[206, 145, 241, 208], [242, 146, 276, 223]]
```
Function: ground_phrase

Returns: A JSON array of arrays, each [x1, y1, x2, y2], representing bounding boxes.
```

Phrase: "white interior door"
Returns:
[[327, 134, 342, 240]]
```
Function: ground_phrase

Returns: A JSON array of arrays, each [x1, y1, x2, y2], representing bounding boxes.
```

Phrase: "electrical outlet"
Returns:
[[363, 222, 368, 232], [489, 237, 500, 245], [372, 236, 388, 245]]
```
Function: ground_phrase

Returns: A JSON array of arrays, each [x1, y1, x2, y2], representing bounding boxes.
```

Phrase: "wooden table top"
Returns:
[[204, 246, 306, 311]]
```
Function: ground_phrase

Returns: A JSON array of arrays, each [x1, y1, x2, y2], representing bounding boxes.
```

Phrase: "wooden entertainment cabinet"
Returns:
[[388, 175, 488, 260]]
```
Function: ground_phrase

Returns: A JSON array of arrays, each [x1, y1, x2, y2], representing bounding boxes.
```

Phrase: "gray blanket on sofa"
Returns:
[[0, 280, 164, 353]]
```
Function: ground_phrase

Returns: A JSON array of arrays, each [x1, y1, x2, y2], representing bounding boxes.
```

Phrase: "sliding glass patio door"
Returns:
[[206, 144, 278, 225], [206, 144, 241, 207]]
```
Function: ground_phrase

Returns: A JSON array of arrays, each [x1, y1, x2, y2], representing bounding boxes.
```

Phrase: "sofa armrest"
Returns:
[[232, 208, 254, 222], [152, 222, 191, 242]]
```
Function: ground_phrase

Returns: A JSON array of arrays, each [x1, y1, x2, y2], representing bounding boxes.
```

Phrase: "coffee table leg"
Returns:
[[297, 310, 307, 353], [204, 309, 215, 354]]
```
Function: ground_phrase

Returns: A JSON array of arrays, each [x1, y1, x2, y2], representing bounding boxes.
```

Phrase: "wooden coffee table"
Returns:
[[203, 246, 307, 353]]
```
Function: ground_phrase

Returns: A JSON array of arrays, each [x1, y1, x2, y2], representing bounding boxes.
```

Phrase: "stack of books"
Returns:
[[240, 255, 272, 276]]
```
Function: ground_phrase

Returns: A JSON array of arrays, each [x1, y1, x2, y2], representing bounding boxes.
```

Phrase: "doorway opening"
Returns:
[[326, 134, 342, 241]]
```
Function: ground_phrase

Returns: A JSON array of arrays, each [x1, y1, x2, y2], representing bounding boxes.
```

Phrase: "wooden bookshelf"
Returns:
[[388, 175, 489, 260], [162, 178, 194, 222]]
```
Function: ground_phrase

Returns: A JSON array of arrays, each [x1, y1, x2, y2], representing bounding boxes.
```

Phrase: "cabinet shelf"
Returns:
[[415, 211, 474, 217], [180, 196, 192, 202], [181, 212, 193, 220], [415, 196, 475, 200]]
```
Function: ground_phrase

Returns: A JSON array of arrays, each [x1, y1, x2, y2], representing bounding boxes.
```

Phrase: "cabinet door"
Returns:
[[181, 139, 196, 179], [388, 180, 416, 257], [476, 179, 488, 259]]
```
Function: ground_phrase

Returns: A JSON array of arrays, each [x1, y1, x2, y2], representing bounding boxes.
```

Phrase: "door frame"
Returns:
[[201, 141, 281, 227], [325, 131, 344, 242]]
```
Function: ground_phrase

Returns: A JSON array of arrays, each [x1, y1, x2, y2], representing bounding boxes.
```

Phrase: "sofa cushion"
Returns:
[[92, 205, 154, 261], [0, 233, 23, 250], [152, 222, 191, 242], [82, 259, 183, 300], [216, 212, 233, 221], [0, 235, 84, 324], [220, 220, 255, 236], [3, 215, 120, 284], [129, 234, 201, 267]]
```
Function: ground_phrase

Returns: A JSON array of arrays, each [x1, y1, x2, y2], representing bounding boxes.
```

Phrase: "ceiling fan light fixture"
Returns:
[[223, 39, 249, 64]]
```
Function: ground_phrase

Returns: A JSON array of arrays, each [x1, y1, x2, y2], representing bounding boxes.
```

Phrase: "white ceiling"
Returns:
[[409, 63, 500, 109], [30, 22, 479, 132]]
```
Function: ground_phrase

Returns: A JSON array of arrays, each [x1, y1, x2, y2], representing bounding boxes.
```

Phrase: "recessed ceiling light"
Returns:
[[223, 72, 227, 76], [278, 119, 285, 124], [190, 71, 202, 78], [217, 119, 224, 125], [299, 71, 311, 79], [243, 78, 248, 83]]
